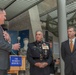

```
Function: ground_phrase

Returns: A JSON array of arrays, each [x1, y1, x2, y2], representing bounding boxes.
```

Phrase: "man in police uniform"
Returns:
[[27, 30, 53, 75]]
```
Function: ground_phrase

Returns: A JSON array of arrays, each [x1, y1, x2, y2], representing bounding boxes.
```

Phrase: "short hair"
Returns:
[[0, 8, 4, 12], [67, 26, 76, 32], [35, 30, 43, 34]]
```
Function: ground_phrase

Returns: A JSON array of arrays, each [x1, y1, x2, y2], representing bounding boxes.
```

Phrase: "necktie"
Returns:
[[70, 39, 74, 52]]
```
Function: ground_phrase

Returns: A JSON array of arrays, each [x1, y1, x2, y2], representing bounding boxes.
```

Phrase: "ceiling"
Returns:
[[39, 0, 76, 36], [0, 0, 76, 36], [0, 0, 43, 21]]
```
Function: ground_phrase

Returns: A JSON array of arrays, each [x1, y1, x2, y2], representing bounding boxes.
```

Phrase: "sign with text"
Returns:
[[10, 56, 22, 66]]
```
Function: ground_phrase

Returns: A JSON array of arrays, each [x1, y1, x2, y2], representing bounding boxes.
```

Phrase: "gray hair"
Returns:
[[35, 30, 43, 34]]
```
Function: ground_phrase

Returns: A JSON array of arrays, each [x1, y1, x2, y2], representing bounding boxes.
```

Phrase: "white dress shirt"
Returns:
[[69, 37, 76, 45]]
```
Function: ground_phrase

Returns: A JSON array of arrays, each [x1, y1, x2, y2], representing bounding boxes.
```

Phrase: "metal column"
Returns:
[[57, 0, 68, 75]]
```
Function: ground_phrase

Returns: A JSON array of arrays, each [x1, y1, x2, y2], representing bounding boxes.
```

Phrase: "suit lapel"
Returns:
[[73, 38, 76, 53], [66, 39, 76, 53], [66, 40, 71, 53]]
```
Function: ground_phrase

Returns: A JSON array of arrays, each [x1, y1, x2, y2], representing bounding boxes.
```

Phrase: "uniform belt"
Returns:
[[33, 57, 48, 59]]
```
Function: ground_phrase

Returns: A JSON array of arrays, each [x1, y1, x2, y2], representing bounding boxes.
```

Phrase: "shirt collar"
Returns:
[[69, 37, 76, 44]]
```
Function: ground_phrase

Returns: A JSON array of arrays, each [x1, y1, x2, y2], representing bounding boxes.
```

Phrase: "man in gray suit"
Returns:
[[0, 8, 20, 75], [61, 26, 76, 75]]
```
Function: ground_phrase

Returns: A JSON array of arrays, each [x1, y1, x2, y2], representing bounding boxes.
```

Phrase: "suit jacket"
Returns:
[[0, 26, 12, 70], [61, 39, 76, 75], [27, 41, 53, 75]]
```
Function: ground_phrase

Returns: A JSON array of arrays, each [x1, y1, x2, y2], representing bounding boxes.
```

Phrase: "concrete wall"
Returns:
[[9, 11, 34, 43]]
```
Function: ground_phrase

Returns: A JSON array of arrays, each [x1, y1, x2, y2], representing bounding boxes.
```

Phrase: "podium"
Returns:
[[8, 55, 26, 75]]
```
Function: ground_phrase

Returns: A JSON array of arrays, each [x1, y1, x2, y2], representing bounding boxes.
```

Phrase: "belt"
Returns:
[[33, 57, 48, 59]]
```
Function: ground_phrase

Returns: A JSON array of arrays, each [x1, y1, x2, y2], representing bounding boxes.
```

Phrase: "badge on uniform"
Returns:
[[42, 43, 49, 56], [42, 43, 49, 50]]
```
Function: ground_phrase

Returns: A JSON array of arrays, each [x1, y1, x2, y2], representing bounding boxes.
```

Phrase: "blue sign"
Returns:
[[10, 56, 22, 66]]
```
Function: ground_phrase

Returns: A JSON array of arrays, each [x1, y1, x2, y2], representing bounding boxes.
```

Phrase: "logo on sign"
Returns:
[[10, 56, 22, 66]]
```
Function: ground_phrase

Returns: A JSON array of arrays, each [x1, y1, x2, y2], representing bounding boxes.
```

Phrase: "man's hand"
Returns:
[[34, 62, 41, 67], [41, 62, 48, 68], [3, 31, 11, 43], [55, 59, 60, 65], [34, 62, 48, 68], [12, 43, 20, 50]]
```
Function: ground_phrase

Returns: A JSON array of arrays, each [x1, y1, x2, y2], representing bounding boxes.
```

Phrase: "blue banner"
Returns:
[[10, 56, 22, 66], [19, 30, 29, 48]]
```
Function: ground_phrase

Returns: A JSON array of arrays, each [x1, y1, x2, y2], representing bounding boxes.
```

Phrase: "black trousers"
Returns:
[[0, 70, 7, 75], [65, 67, 76, 75], [65, 72, 76, 75]]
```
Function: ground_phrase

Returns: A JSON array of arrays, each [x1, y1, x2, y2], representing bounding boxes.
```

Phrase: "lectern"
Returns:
[[8, 55, 26, 75]]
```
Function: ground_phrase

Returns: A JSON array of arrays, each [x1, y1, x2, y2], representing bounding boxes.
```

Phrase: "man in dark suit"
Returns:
[[61, 26, 76, 75], [0, 8, 20, 75], [27, 30, 53, 75]]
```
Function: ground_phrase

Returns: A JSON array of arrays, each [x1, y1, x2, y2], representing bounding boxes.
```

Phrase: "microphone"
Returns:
[[17, 36, 21, 43], [17, 36, 21, 54]]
